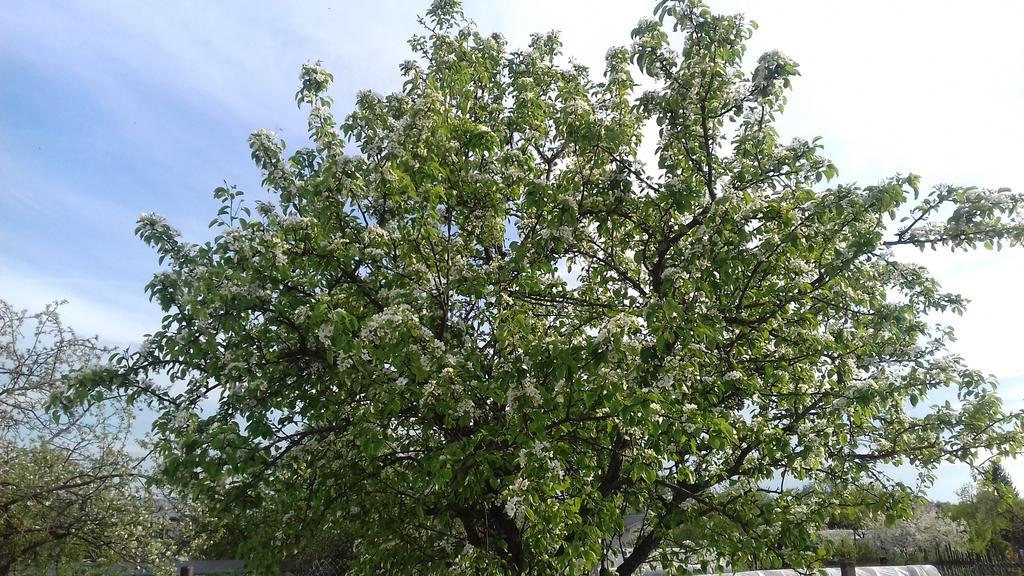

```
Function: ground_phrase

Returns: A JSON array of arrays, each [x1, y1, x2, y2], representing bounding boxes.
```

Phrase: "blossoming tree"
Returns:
[[81, 0, 1024, 573], [860, 504, 967, 561], [0, 300, 179, 574]]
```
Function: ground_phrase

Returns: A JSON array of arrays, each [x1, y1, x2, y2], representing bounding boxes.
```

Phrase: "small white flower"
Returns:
[[273, 246, 288, 267], [505, 496, 523, 518], [317, 322, 333, 346], [172, 409, 194, 430], [455, 398, 475, 418]]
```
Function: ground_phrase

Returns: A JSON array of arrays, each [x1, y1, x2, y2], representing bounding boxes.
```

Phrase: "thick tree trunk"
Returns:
[[615, 529, 661, 576]]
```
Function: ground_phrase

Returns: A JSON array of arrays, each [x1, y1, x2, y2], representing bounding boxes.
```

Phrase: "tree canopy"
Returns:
[[78, 0, 1024, 574], [0, 299, 179, 574], [948, 462, 1024, 558]]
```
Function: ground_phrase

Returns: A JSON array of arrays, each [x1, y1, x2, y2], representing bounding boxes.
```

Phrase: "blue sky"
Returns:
[[2, 0, 1022, 502]]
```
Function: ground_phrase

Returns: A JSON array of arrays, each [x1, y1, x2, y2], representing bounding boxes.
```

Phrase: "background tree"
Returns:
[[0, 299, 180, 574], [859, 503, 966, 562], [950, 462, 1024, 557], [987, 461, 1020, 499], [80, 0, 1024, 574], [820, 502, 966, 564]]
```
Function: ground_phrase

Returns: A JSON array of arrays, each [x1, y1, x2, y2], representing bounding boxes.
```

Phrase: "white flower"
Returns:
[[364, 225, 389, 241], [657, 373, 674, 389], [317, 322, 333, 346], [422, 381, 437, 398], [171, 409, 194, 430], [505, 496, 523, 519], [454, 398, 475, 418], [662, 267, 689, 283], [272, 245, 288, 267], [549, 458, 563, 477], [723, 371, 743, 382], [522, 381, 541, 404]]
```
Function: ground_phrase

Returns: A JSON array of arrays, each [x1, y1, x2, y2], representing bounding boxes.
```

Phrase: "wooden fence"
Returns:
[[924, 546, 1024, 576]]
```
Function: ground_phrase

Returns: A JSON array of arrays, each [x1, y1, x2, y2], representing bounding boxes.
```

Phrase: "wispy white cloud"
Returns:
[[0, 260, 161, 347]]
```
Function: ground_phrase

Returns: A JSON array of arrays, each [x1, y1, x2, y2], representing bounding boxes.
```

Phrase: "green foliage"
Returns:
[[821, 537, 880, 565], [987, 461, 1020, 499], [0, 299, 182, 575], [949, 462, 1024, 558], [78, 0, 1024, 574]]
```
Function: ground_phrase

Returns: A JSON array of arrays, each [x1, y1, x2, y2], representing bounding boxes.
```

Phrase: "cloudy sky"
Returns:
[[2, 0, 1022, 501]]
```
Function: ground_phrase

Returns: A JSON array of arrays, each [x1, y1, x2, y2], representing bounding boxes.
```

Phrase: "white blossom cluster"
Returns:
[[593, 314, 639, 345], [249, 129, 295, 194], [138, 212, 182, 239], [507, 378, 542, 410], [503, 476, 530, 519]]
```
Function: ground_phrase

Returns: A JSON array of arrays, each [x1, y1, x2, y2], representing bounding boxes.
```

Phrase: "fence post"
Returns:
[[840, 558, 856, 576], [179, 567, 193, 576]]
